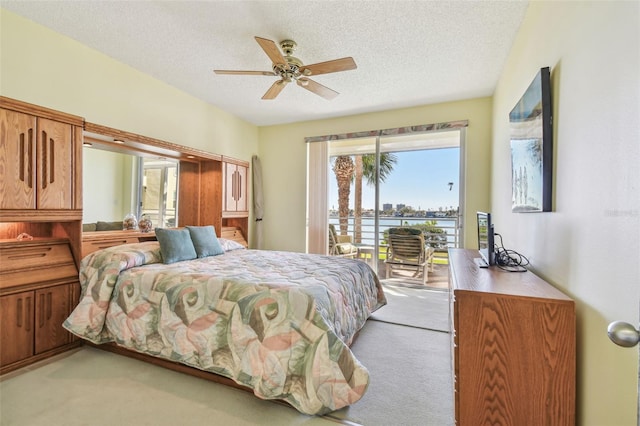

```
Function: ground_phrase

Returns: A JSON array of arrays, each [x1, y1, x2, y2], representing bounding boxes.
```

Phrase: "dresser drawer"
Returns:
[[82, 236, 141, 258], [0, 239, 78, 289], [81, 231, 157, 258]]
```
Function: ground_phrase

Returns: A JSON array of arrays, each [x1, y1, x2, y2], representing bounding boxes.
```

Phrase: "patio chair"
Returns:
[[384, 227, 435, 284], [328, 224, 358, 258]]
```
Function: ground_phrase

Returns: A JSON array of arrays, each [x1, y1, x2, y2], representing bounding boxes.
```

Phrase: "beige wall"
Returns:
[[492, 2, 639, 424], [0, 9, 258, 171], [82, 149, 136, 223], [258, 97, 493, 253]]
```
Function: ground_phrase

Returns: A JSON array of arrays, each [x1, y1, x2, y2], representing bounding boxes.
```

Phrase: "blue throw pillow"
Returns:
[[155, 228, 197, 264], [187, 225, 225, 258]]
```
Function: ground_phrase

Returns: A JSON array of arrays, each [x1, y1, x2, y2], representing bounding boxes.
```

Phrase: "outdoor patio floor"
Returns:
[[374, 258, 450, 290]]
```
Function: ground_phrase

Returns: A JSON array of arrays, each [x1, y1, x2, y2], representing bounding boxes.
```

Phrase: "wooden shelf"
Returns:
[[82, 230, 157, 258]]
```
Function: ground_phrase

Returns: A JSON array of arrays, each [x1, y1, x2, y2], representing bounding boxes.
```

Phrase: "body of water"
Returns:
[[329, 216, 459, 247]]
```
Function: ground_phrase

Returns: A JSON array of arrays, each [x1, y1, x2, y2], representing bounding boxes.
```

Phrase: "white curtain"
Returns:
[[306, 142, 328, 254], [251, 155, 264, 249]]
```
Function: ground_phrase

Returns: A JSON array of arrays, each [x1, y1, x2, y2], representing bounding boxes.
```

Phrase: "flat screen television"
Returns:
[[477, 212, 495, 266]]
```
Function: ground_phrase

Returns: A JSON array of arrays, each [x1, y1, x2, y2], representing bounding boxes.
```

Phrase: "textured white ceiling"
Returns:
[[2, 1, 529, 126]]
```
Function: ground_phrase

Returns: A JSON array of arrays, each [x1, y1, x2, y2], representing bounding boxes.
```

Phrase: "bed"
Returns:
[[63, 230, 386, 416]]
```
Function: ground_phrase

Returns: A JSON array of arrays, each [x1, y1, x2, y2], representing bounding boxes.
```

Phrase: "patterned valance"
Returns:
[[304, 119, 469, 143]]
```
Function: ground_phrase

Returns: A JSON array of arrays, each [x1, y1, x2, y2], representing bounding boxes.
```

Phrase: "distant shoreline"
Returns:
[[329, 216, 459, 246]]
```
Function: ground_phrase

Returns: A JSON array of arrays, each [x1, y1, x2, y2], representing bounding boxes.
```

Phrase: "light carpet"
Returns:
[[328, 321, 453, 426], [0, 347, 333, 426], [370, 283, 451, 332], [0, 287, 454, 426]]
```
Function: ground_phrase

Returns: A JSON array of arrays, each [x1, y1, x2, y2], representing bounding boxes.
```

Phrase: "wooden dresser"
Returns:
[[448, 249, 575, 425], [0, 238, 81, 374]]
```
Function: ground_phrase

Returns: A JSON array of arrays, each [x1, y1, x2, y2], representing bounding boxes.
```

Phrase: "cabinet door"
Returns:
[[36, 118, 73, 209], [224, 162, 237, 212], [224, 162, 248, 214], [0, 291, 34, 366], [0, 108, 37, 209], [235, 163, 248, 213], [35, 284, 73, 354]]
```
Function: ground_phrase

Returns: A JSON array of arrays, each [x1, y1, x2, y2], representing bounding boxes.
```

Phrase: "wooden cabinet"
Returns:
[[0, 239, 80, 374], [221, 158, 249, 245], [222, 158, 249, 217], [0, 97, 84, 268], [449, 249, 575, 425], [1, 284, 75, 366], [221, 226, 248, 247], [0, 107, 79, 210]]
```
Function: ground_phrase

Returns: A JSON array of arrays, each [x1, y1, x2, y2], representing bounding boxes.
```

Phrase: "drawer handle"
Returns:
[[18, 130, 34, 189], [26, 296, 32, 332], [95, 240, 128, 249], [7, 252, 48, 261], [39, 293, 45, 328], [16, 297, 22, 327], [40, 132, 56, 188], [47, 292, 52, 320], [5, 246, 53, 259], [17, 296, 33, 332], [41, 131, 47, 189]]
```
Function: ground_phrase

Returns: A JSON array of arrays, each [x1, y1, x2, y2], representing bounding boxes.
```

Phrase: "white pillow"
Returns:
[[218, 238, 246, 252]]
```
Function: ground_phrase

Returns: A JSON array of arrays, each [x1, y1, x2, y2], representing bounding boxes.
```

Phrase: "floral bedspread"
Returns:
[[64, 242, 386, 415]]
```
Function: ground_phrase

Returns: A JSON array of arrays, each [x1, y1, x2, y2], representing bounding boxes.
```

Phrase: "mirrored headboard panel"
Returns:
[[83, 122, 222, 232]]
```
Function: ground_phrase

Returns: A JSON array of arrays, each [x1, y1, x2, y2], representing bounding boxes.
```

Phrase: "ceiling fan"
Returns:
[[214, 36, 357, 100]]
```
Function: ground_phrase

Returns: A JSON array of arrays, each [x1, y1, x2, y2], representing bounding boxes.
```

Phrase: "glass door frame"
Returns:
[[327, 128, 465, 275], [306, 119, 468, 263]]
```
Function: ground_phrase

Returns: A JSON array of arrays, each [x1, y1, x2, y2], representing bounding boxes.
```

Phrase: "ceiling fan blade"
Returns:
[[262, 80, 288, 100], [300, 57, 357, 76], [214, 70, 276, 76], [297, 78, 339, 100], [255, 36, 290, 70]]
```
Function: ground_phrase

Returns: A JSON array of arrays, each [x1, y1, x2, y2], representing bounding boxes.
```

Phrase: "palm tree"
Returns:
[[332, 155, 355, 235], [353, 153, 397, 242], [332, 152, 397, 241], [354, 155, 363, 241]]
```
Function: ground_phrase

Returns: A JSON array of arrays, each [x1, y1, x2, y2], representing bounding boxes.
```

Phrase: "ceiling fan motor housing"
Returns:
[[273, 52, 303, 82], [279, 39, 297, 56], [214, 36, 354, 100]]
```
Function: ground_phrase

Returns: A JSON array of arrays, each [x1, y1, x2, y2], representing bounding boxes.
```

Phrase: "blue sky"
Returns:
[[329, 147, 460, 211]]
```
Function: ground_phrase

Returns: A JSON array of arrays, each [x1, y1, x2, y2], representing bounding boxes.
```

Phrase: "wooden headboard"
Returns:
[[81, 226, 247, 259], [82, 230, 157, 258], [221, 226, 248, 248]]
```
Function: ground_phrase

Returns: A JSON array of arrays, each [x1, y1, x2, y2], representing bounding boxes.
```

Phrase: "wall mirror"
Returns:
[[81, 121, 224, 235], [140, 157, 178, 228], [82, 146, 179, 230]]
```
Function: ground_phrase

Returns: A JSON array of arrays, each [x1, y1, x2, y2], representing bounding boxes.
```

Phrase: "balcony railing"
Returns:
[[329, 215, 460, 264]]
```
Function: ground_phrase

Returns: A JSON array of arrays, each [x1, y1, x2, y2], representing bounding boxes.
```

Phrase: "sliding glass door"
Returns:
[[326, 129, 463, 276], [139, 158, 178, 228]]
